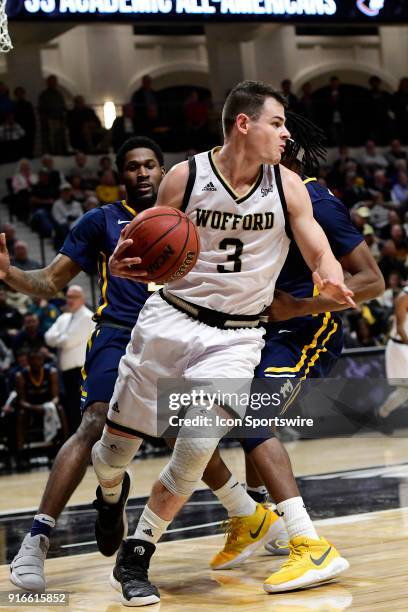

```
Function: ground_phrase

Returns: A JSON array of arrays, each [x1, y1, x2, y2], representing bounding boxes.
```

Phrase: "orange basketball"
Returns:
[[122, 206, 200, 283]]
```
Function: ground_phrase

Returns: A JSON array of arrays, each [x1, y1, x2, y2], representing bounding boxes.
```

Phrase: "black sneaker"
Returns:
[[92, 470, 131, 557], [110, 538, 160, 606]]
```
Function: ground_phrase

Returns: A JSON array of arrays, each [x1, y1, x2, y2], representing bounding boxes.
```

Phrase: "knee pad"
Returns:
[[160, 404, 232, 497], [92, 427, 142, 481]]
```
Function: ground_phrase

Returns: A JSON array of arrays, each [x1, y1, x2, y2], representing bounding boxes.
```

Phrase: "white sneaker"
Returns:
[[10, 533, 49, 592]]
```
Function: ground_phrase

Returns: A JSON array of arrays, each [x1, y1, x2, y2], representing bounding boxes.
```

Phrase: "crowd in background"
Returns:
[[0, 72, 408, 469]]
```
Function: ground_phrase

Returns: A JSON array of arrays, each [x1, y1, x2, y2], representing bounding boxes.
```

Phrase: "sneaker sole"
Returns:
[[110, 571, 160, 607], [263, 556, 350, 593], [9, 565, 46, 593], [211, 516, 285, 570]]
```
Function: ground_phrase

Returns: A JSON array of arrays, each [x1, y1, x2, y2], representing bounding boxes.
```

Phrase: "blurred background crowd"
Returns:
[[0, 71, 407, 470]]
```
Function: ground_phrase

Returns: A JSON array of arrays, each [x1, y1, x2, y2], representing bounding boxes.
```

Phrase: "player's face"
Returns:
[[122, 148, 164, 210], [247, 98, 290, 165]]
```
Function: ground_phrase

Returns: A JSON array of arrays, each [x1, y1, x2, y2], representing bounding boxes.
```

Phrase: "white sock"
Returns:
[[33, 513, 55, 528], [134, 506, 171, 544], [213, 475, 257, 517], [276, 496, 318, 540], [378, 387, 408, 418]]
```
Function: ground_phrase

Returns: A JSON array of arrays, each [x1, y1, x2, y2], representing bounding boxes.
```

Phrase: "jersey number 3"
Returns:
[[217, 238, 243, 273]]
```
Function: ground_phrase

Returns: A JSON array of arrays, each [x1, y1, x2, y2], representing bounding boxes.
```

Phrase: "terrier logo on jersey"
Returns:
[[261, 185, 274, 197], [202, 182, 217, 192], [280, 379, 294, 399], [196, 208, 274, 231], [134, 546, 145, 555]]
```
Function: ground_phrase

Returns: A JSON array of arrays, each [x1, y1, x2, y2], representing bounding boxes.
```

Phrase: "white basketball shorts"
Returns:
[[385, 339, 408, 381], [107, 291, 265, 437]]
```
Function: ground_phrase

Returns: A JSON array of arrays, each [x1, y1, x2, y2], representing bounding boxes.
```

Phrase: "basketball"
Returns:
[[122, 206, 200, 283]]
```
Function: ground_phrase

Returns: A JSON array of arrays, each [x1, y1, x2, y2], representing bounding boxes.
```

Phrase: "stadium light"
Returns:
[[103, 101, 116, 129]]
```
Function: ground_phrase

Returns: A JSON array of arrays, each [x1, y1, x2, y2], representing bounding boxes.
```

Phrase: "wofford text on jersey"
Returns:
[[196, 208, 275, 231]]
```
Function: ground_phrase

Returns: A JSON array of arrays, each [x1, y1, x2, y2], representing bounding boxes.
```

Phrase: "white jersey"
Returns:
[[167, 148, 291, 315], [390, 287, 408, 340]]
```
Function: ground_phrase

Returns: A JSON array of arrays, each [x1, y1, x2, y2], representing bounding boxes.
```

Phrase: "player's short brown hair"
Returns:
[[222, 81, 287, 137]]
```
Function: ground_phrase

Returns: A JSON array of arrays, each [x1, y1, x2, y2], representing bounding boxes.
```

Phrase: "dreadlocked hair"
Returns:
[[282, 111, 327, 176]]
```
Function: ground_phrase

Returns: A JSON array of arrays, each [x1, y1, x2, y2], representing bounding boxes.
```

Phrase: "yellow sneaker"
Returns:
[[210, 503, 284, 570], [264, 536, 349, 593]]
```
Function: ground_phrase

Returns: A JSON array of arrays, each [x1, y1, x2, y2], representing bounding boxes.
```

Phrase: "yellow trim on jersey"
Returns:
[[210, 147, 262, 202], [303, 177, 317, 185], [96, 252, 109, 318], [120, 200, 137, 217], [264, 312, 331, 373], [301, 321, 338, 380], [81, 328, 97, 383]]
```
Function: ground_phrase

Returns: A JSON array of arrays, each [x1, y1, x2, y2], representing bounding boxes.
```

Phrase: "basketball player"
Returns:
[[92, 81, 354, 604], [6, 137, 274, 593], [377, 287, 408, 423], [2, 137, 165, 592], [204, 111, 385, 572]]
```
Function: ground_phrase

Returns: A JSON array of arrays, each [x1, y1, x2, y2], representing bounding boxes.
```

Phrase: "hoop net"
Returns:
[[0, 0, 12, 53]]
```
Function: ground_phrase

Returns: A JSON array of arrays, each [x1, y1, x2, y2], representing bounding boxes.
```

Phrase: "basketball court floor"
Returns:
[[0, 434, 407, 611]]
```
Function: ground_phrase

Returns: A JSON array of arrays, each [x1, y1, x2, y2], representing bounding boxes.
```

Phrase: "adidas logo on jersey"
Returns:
[[202, 182, 217, 192], [111, 402, 120, 413], [143, 528, 153, 537]]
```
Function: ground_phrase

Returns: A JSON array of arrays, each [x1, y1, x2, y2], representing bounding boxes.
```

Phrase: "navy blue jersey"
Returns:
[[21, 365, 55, 405], [276, 178, 364, 301], [60, 201, 151, 327]]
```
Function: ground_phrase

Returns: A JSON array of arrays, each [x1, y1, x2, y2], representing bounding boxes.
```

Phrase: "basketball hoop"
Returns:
[[0, 0, 12, 53]]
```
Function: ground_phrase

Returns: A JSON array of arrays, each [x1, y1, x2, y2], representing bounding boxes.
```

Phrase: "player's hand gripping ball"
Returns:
[[121, 206, 200, 283]]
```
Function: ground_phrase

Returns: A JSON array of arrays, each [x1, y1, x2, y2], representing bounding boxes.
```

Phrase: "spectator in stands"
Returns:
[[392, 77, 408, 144], [95, 170, 120, 205], [184, 90, 210, 149], [385, 139, 407, 170], [11, 159, 38, 213], [378, 240, 407, 283], [0, 286, 22, 337], [13, 313, 46, 358], [111, 104, 135, 152], [351, 205, 371, 231], [0, 336, 12, 372], [281, 79, 298, 110], [29, 170, 56, 238], [97, 155, 119, 183], [38, 75, 67, 155], [51, 182, 83, 250], [11, 241, 41, 272], [390, 224, 408, 261], [67, 95, 103, 153], [0, 113, 26, 163], [131, 74, 160, 136], [83, 195, 99, 212], [13, 86, 36, 158], [69, 174, 87, 205], [28, 297, 59, 335], [0, 81, 13, 121], [370, 192, 391, 234], [369, 169, 392, 201], [320, 76, 347, 146], [366, 76, 392, 145], [378, 270, 403, 310], [6, 288, 32, 316], [353, 316, 382, 348], [1, 222, 16, 255], [359, 140, 388, 172], [391, 171, 408, 207], [68, 152, 97, 189], [341, 173, 369, 209], [363, 224, 381, 261], [41, 154, 64, 197], [14, 349, 68, 466], [297, 81, 316, 121], [45, 285, 95, 434]]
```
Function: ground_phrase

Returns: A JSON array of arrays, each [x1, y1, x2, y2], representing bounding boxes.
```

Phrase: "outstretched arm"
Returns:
[[0, 233, 81, 298], [268, 241, 384, 321], [281, 167, 355, 307]]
